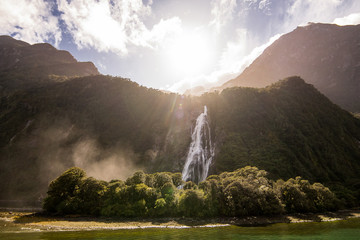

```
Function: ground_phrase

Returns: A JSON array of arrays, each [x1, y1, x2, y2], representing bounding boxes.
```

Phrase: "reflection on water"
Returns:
[[1, 218, 360, 240]]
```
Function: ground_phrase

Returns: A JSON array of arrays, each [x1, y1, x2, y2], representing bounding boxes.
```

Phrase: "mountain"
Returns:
[[0, 74, 194, 204], [1, 38, 360, 207], [204, 77, 360, 205], [1, 76, 360, 206], [219, 23, 360, 112], [0, 35, 99, 96]]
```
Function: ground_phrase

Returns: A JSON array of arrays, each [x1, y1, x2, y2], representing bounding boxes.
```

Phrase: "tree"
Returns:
[[43, 167, 86, 214], [76, 177, 108, 215], [171, 172, 184, 188], [44, 166, 338, 217], [154, 172, 173, 188], [179, 189, 206, 217], [125, 171, 146, 185], [277, 177, 338, 213]]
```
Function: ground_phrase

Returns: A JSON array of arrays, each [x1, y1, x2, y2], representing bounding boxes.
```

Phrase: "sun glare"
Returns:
[[164, 31, 214, 76]]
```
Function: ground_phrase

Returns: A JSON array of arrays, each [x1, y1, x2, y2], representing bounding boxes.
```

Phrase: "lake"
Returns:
[[1, 218, 360, 240]]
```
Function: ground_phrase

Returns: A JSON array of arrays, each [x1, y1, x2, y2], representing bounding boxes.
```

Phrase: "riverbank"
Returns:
[[1, 209, 360, 231]]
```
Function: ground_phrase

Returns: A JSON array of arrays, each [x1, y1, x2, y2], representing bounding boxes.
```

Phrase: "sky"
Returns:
[[1, 0, 360, 93]]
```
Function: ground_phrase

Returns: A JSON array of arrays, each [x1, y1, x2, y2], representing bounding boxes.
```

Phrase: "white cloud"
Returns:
[[231, 0, 360, 37], [57, 0, 182, 56], [210, 0, 237, 32], [283, 0, 347, 31], [258, 0, 271, 13], [145, 17, 183, 49], [218, 31, 282, 79], [96, 60, 107, 71], [333, 13, 360, 26], [0, 0, 61, 45], [219, 28, 249, 73], [168, 32, 282, 93], [172, 0, 360, 94]]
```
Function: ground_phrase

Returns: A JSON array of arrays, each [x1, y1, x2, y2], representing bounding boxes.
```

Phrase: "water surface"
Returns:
[[1, 218, 360, 240]]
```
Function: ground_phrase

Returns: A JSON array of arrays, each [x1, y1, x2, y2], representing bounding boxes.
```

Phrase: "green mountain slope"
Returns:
[[1, 75, 360, 206], [204, 77, 360, 204], [1, 37, 360, 207], [0, 75, 192, 202]]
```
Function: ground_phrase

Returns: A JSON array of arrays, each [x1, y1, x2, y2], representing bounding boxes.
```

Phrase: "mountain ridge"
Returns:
[[0, 35, 99, 96], [217, 23, 360, 112]]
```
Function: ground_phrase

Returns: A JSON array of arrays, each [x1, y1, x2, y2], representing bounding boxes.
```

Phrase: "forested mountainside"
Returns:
[[1, 37, 360, 207], [0, 75, 193, 202], [219, 23, 360, 113], [204, 77, 360, 205], [1, 75, 360, 206]]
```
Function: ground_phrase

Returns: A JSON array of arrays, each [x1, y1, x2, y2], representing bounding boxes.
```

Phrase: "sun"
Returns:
[[163, 31, 214, 76]]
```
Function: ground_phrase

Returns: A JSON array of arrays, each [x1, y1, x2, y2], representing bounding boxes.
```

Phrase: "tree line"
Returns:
[[43, 166, 339, 217]]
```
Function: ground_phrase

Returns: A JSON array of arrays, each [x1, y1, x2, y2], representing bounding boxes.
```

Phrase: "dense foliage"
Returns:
[[0, 75, 192, 202], [2, 76, 360, 208], [44, 166, 339, 217], [203, 77, 360, 206]]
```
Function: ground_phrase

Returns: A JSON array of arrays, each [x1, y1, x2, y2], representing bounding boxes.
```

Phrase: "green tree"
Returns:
[[179, 189, 206, 217], [171, 172, 184, 188], [44, 166, 339, 217], [154, 172, 173, 188], [43, 167, 86, 214], [126, 171, 146, 185], [76, 177, 108, 215], [154, 198, 167, 216]]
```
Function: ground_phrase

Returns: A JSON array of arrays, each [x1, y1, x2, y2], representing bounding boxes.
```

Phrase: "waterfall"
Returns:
[[182, 106, 214, 184]]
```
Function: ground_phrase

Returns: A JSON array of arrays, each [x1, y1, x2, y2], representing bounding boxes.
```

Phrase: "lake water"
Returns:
[[1, 218, 360, 240]]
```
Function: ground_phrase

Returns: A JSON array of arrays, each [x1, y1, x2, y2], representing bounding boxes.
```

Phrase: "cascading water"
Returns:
[[182, 106, 215, 184]]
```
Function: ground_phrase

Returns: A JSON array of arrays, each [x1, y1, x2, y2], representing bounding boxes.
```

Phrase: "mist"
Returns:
[[72, 139, 138, 181], [1, 117, 141, 202]]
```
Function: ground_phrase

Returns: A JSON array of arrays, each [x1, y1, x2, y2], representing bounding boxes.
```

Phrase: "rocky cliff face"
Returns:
[[219, 23, 360, 112]]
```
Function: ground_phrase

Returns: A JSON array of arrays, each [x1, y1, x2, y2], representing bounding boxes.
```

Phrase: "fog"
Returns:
[[0, 117, 141, 203], [72, 139, 138, 181]]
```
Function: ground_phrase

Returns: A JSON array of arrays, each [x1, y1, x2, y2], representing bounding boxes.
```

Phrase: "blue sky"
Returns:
[[1, 0, 360, 92]]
